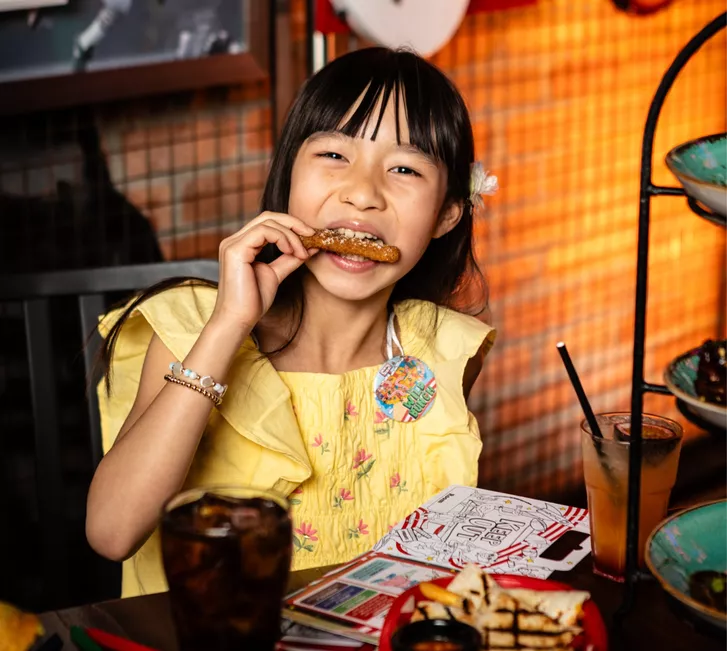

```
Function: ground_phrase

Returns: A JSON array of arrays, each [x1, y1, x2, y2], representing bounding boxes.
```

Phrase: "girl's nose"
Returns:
[[339, 167, 386, 212]]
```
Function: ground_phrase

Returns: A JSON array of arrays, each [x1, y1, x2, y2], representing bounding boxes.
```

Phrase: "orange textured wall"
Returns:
[[438, 1, 726, 496]]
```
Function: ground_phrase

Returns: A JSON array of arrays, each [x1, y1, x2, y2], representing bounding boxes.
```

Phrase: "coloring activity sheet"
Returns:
[[284, 554, 452, 643], [373, 485, 591, 579]]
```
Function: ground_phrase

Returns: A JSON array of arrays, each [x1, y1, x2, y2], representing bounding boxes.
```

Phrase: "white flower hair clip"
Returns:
[[469, 162, 499, 207]]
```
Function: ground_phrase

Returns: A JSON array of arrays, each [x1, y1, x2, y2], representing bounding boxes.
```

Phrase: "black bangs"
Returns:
[[300, 49, 447, 159], [262, 48, 475, 215]]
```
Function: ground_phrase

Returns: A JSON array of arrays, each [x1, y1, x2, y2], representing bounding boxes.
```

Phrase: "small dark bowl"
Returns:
[[390, 619, 482, 651]]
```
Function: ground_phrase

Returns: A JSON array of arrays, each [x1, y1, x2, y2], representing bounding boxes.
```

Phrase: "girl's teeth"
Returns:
[[334, 228, 380, 242], [339, 253, 368, 262]]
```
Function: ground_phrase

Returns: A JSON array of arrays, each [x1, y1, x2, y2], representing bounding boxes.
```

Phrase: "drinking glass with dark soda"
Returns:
[[161, 487, 292, 651]]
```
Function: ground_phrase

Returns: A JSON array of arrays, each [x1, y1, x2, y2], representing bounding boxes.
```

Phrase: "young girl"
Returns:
[[87, 47, 497, 598]]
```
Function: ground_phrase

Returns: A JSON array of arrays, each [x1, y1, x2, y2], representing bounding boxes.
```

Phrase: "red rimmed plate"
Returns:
[[379, 575, 608, 651]]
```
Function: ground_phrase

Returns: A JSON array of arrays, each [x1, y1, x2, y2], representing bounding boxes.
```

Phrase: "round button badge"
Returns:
[[374, 355, 437, 423]]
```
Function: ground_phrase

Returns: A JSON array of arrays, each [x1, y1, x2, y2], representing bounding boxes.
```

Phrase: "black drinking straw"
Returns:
[[556, 342, 603, 439]]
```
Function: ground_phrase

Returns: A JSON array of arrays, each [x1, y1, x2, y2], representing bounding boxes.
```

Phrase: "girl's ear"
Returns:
[[433, 200, 464, 239]]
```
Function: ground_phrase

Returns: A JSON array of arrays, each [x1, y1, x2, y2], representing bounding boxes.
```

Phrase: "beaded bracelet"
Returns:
[[164, 375, 222, 407], [168, 361, 228, 397]]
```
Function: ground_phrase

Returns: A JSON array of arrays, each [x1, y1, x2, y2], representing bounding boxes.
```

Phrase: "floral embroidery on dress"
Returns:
[[352, 448, 376, 479], [348, 519, 369, 539], [344, 401, 359, 420], [374, 410, 391, 439], [390, 473, 408, 494], [333, 488, 354, 509], [293, 522, 318, 552], [311, 433, 330, 455], [290, 486, 303, 506]]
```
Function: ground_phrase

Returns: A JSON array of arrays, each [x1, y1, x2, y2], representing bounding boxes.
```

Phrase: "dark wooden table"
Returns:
[[41, 559, 725, 651]]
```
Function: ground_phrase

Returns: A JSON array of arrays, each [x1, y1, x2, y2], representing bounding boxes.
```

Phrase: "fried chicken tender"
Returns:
[[300, 229, 400, 263]]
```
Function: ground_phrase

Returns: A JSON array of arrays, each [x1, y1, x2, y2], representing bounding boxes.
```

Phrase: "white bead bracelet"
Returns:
[[169, 361, 228, 397]]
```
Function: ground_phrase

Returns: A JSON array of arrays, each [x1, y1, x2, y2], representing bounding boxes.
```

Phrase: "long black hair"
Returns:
[[101, 47, 486, 387]]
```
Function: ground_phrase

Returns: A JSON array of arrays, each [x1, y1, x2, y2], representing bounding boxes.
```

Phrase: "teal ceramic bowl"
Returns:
[[646, 500, 727, 630], [664, 343, 727, 430], [666, 133, 727, 220]]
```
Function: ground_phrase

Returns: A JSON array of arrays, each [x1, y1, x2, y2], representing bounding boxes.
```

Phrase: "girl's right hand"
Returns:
[[211, 212, 316, 331]]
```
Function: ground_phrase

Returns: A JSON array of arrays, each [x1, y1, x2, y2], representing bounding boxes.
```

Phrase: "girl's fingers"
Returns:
[[266, 252, 309, 284], [262, 220, 309, 260], [225, 222, 310, 262], [262, 221, 310, 260], [253, 215, 315, 258], [287, 220, 317, 237], [229, 212, 315, 241], [226, 224, 295, 263], [260, 212, 316, 237]]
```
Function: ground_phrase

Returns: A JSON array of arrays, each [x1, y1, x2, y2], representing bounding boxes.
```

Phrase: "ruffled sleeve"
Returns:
[[97, 283, 312, 496]]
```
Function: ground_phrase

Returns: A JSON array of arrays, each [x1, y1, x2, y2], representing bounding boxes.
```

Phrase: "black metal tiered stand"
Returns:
[[623, 10, 727, 616]]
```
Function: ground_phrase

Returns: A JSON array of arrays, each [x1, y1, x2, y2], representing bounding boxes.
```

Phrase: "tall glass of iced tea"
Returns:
[[161, 487, 292, 651], [581, 413, 682, 581]]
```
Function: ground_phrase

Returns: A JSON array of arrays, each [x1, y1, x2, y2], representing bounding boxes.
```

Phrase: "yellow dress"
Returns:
[[98, 284, 496, 598]]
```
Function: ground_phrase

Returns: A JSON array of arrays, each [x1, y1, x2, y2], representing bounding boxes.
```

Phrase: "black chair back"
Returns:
[[0, 260, 218, 609]]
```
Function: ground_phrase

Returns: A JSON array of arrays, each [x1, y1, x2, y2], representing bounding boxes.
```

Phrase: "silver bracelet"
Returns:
[[169, 361, 228, 397]]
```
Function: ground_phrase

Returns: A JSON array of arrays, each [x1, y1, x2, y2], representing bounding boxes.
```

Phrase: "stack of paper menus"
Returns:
[[282, 485, 591, 645]]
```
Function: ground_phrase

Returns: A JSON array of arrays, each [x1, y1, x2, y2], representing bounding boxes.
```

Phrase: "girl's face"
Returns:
[[288, 95, 462, 303]]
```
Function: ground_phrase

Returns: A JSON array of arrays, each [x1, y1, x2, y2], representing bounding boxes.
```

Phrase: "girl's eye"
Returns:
[[316, 151, 345, 160], [391, 166, 421, 177]]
